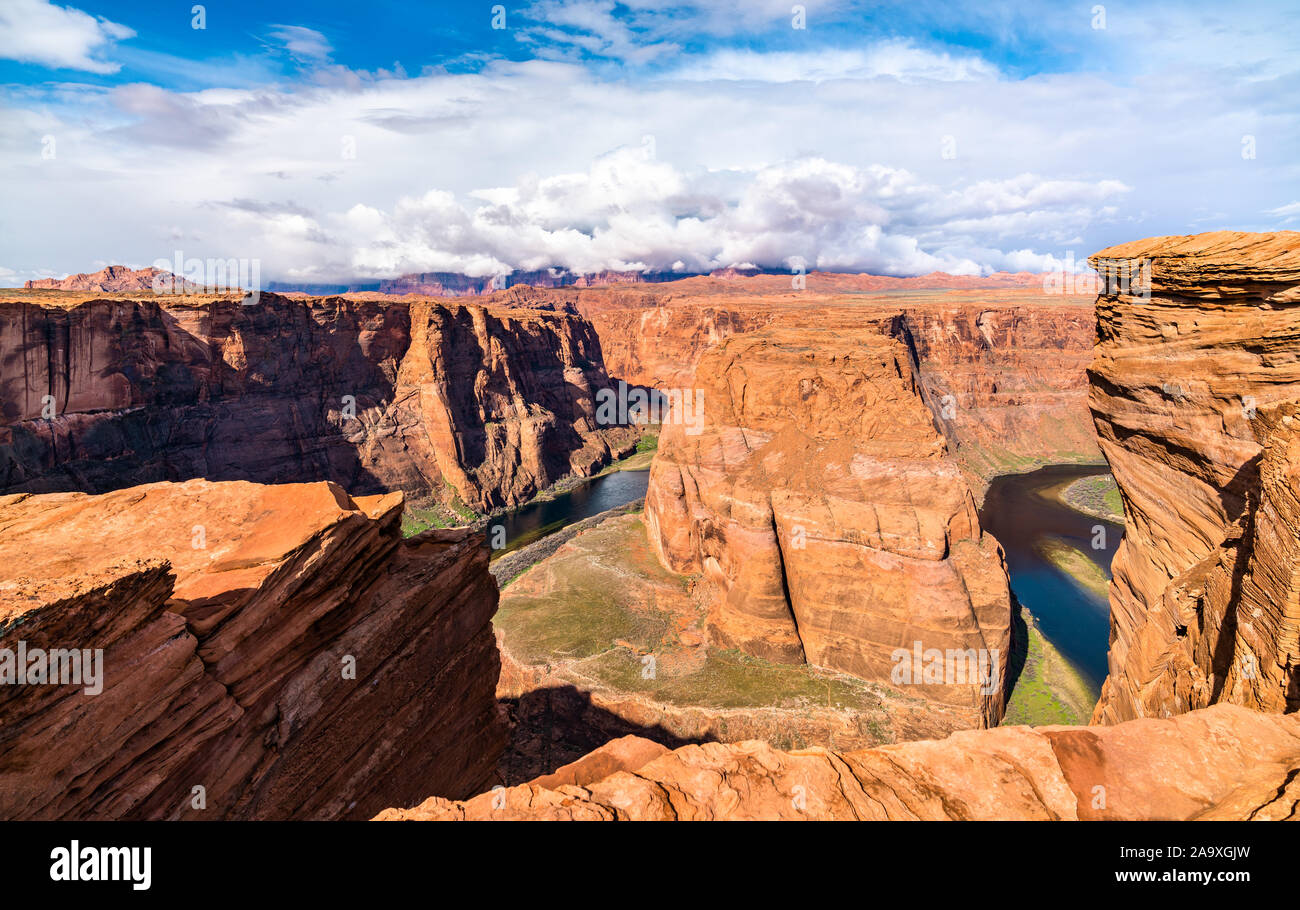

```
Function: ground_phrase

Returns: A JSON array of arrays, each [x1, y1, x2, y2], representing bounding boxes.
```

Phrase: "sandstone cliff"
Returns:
[[0, 292, 635, 511], [644, 328, 1012, 727], [0, 479, 505, 819], [1089, 231, 1300, 723], [569, 288, 1099, 483], [378, 703, 1300, 820]]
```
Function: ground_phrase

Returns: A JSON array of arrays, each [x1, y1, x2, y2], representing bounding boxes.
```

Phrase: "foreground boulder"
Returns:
[[377, 703, 1300, 820], [0, 479, 505, 819], [1088, 231, 1300, 723], [644, 328, 1012, 728]]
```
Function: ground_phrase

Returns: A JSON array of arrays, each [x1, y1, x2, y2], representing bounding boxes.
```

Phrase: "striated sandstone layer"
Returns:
[[0, 479, 506, 819], [644, 328, 1012, 727], [1089, 231, 1300, 724], [0, 291, 635, 511], [378, 703, 1300, 820]]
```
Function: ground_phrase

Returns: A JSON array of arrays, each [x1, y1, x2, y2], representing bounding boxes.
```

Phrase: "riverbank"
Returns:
[[491, 499, 643, 588], [1002, 606, 1099, 726], [1052, 473, 1124, 524]]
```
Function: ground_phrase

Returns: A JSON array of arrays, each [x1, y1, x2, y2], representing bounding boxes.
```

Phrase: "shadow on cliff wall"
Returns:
[[0, 298, 406, 498], [1210, 453, 1262, 703], [495, 684, 708, 787], [1005, 593, 1031, 709]]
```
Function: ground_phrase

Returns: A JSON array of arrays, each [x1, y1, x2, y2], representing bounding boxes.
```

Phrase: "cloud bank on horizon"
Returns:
[[1, 0, 1297, 285]]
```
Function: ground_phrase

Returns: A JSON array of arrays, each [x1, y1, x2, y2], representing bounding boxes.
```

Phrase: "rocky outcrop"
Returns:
[[644, 328, 1012, 727], [1088, 231, 1300, 724], [0, 478, 505, 819], [377, 703, 1300, 820], [0, 292, 636, 511]]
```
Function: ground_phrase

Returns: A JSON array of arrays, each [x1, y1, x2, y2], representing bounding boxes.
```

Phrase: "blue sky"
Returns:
[[2, 0, 1298, 283]]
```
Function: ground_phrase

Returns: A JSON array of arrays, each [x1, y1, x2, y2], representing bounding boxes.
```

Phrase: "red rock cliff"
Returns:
[[1088, 231, 1300, 724], [0, 479, 505, 819], [0, 292, 635, 510]]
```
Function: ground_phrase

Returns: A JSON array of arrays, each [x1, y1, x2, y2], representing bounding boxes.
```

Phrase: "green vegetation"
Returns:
[[1002, 608, 1099, 726], [584, 645, 888, 712], [1058, 473, 1124, 523], [635, 432, 658, 453], [1036, 537, 1111, 602], [401, 482, 483, 536]]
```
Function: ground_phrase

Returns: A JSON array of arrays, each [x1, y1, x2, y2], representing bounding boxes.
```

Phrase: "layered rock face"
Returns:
[[0, 292, 634, 510], [899, 302, 1098, 479], [379, 703, 1300, 820], [1089, 231, 1300, 724], [644, 328, 1012, 726], [0, 479, 505, 819], [571, 288, 1099, 482]]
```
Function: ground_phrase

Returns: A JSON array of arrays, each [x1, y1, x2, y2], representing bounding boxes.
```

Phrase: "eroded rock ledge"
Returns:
[[378, 704, 1300, 821], [0, 479, 505, 819], [1088, 230, 1300, 724]]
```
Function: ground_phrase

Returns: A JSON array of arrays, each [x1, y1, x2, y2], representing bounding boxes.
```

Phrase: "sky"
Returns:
[[1, 0, 1298, 285]]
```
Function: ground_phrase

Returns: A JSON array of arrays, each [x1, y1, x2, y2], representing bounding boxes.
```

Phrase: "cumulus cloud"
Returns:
[[0, 0, 134, 73], [201, 148, 1127, 281]]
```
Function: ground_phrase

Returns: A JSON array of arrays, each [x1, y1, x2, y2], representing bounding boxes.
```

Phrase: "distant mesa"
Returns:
[[24, 263, 1053, 297], [24, 265, 200, 293]]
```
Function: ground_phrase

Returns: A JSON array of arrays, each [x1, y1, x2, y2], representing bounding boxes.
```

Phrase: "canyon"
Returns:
[[643, 327, 1012, 727], [7, 232, 1300, 822], [563, 284, 1100, 487]]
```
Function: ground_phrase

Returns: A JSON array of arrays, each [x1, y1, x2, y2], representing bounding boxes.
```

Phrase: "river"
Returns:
[[491, 467, 651, 556], [979, 464, 1122, 689]]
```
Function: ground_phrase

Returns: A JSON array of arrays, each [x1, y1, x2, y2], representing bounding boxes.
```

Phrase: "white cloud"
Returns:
[[268, 25, 332, 64], [175, 148, 1125, 280], [0, 0, 134, 73], [519, 0, 680, 64], [668, 41, 1000, 83], [1268, 201, 1300, 222]]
